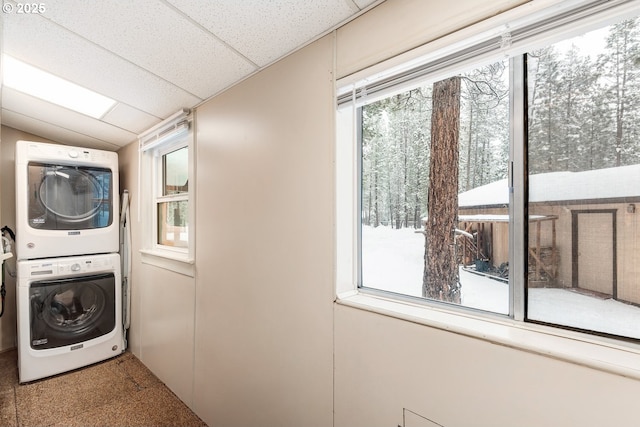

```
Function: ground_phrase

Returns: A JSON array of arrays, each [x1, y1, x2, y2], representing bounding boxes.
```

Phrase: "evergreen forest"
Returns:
[[361, 18, 640, 229]]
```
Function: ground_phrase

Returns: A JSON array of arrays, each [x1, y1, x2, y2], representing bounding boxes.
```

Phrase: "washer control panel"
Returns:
[[19, 254, 118, 280]]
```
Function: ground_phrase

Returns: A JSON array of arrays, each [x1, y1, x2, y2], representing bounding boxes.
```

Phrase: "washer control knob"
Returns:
[[68, 150, 79, 158], [71, 263, 81, 272]]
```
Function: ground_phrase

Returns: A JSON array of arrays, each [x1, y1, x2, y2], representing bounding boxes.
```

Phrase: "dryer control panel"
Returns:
[[19, 140, 116, 166]]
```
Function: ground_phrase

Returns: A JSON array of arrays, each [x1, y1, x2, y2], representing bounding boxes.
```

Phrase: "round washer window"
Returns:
[[42, 282, 107, 335]]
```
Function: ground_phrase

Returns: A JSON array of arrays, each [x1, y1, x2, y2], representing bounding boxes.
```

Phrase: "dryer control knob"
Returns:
[[71, 263, 81, 272], [68, 150, 79, 158]]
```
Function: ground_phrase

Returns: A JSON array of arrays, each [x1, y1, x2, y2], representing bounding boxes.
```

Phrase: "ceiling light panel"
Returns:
[[3, 15, 202, 118], [3, 54, 116, 119], [2, 86, 136, 145]]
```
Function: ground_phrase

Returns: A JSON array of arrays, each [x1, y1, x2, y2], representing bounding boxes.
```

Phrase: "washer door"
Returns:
[[29, 273, 116, 350], [27, 162, 113, 230]]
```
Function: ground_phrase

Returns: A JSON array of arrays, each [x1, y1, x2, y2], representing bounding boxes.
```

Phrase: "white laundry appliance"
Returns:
[[15, 140, 119, 260], [16, 253, 124, 383]]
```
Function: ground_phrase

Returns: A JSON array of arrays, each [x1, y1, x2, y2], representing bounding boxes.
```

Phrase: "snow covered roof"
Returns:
[[458, 214, 550, 222], [459, 164, 640, 207]]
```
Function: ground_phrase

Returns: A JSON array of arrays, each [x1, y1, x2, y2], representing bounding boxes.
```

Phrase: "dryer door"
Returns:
[[27, 162, 114, 230], [29, 273, 116, 350]]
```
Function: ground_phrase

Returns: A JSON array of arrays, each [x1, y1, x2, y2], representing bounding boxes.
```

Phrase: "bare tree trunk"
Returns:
[[465, 103, 474, 191], [422, 77, 461, 303], [614, 30, 629, 167], [403, 129, 409, 228], [373, 157, 379, 227]]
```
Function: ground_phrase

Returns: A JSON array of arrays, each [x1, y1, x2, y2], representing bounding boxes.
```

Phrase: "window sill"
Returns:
[[139, 249, 195, 277], [336, 291, 640, 380]]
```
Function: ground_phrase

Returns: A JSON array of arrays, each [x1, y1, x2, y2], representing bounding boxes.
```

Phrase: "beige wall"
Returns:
[[192, 33, 336, 425], [117, 26, 337, 426], [118, 138, 198, 404], [334, 304, 640, 427], [0, 127, 19, 352], [332, 2, 640, 426], [0, 127, 57, 352], [335, 0, 527, 79], [6, 0, 640, 426]]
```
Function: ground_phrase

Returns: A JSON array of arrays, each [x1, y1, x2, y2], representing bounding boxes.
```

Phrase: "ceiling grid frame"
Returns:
[[1, 0, 383, 150]]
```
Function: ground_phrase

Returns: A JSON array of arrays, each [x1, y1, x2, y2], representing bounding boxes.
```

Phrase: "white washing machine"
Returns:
[[17, 253, 124, 383], [15, 140, 119, 260]]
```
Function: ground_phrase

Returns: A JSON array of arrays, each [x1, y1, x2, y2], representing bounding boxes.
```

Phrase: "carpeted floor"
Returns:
[[0, 349, 207, 427]]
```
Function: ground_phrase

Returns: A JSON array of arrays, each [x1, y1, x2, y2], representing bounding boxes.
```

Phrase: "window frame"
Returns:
[[139, 109, 195, 276], [154, 140, 190, 251], [335, 0, 640, 378]]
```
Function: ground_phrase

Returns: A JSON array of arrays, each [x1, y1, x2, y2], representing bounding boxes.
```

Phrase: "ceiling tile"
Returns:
[[166, 0, 357, 66], [2, 88, 137, 147], [2, 109, 122, 151], [1, 0, 386, 148], [353, 0, 379, 9], [102, 104, 161, 135], [41, 0, 257, 98], [3, 12, 202, 118]]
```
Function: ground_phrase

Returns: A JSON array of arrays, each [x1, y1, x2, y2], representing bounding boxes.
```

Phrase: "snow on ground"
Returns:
[[362, 225, 640, 339]]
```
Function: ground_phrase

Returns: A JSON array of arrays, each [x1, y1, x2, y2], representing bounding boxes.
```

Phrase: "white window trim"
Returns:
[[335, 0, 640, 379], [139, 109, 195, 277]]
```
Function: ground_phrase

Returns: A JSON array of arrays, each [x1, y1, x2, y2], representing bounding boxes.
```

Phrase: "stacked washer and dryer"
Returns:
[[15, 140, 126, 383]]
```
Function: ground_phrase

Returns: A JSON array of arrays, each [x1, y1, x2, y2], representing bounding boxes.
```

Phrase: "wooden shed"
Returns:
[[457, 164, 640, 305]]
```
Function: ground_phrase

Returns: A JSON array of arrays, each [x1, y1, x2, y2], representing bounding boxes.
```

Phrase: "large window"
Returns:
[[139, 109, 194, 272], [338, 0, 640, 343], [526, 20, 640, 339], [360, 60, 510, 315]]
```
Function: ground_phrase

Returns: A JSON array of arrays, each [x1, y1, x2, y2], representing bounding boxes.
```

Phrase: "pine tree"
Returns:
[[422, 76, 462, 303]]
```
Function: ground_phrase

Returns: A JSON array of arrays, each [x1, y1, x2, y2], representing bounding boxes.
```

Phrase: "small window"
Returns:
[[139, 110, 194, 269], [157, 146, 189, 248]]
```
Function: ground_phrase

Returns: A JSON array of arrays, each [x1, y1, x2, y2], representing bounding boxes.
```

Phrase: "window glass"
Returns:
[[157, 200, 188, 248], [163, 146, 188, 196], [360, 59, 510, 314], [157, 145, 189, 249], [526, 18, 640, 339]]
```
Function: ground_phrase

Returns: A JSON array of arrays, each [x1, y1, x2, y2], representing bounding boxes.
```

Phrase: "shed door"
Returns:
[[573, 211, 616, 297]]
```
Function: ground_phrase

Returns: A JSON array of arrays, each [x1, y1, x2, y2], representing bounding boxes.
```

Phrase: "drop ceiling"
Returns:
[[1, 0, 380, 151]]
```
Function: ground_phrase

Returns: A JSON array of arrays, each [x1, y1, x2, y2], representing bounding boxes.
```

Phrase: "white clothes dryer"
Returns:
[[15, 140, 119, 260], [16, 253, 124, 383]]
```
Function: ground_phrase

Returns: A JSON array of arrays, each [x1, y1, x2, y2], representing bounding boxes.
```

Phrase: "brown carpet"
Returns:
[[0, 349, 207, 427]]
